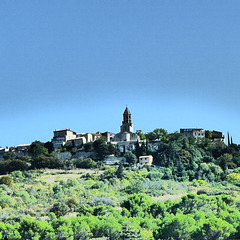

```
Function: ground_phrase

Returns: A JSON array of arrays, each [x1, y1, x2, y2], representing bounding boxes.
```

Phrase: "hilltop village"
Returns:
[[0, 108, 240, 240], [0, 107, 226, 164]]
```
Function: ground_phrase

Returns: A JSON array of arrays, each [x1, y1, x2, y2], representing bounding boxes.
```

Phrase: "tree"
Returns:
[[135, 141, 141, 158], [124, 152, 137, 166], [0, 159, 29, 174], [44, 141, 54, 154], [156, 213, 197, 240], [74, 158, 95, 169], [50, 202, 70, 218], [153, 128, 168, 142], [84, 142, 93, 152], [146, 128, 168, 142], [29, 141, 48, 158], [31, 155, 62, 169], [116, 163, 124, 179], [121, 193, 152, 217], [216, 153, 233, 171], [93, 138, 109, 160], [205, 130, 212, 139], [19, 217, 55, 239], [108, 144, 116, 155], [3, 151, 16, 160], [120, 223, 141, 239], [136, 130, 146, 140]]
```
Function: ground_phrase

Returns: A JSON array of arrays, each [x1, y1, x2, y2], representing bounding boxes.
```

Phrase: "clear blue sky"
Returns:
[[1, 1, 240, 147]]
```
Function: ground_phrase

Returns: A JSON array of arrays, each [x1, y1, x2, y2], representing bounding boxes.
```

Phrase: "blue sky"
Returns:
[[1, 1, 240, 147]]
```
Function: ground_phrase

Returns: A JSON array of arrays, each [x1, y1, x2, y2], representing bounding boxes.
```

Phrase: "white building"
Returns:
[[52, 129, 77, 149], [138, 155, 153, 166]]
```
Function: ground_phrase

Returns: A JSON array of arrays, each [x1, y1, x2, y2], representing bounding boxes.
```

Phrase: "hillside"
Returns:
[[0, 131, 240, 239], [0, 166, 239, 239]]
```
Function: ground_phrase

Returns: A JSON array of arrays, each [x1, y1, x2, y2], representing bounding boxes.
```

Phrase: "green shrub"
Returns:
[[226, 173, 240, 184], [50, 202, 70, 218], [0, 176, 14, 187], [74, 158, 96, 169]]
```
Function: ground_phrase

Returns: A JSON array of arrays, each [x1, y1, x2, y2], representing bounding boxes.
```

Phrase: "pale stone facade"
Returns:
[[0, 144, 31, 160], [138, 155, 153, 166], [180, 128, 225, 143], [52, 129, 102, 149], [102, 132, 115, 142], [52, 129, 77, 149]]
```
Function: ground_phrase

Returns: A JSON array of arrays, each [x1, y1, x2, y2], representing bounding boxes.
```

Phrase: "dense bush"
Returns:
[[50, 202, 70, 218], [74, 158, 95, 169], [0, 159, 29, 174], [0, 176, 14, 187]]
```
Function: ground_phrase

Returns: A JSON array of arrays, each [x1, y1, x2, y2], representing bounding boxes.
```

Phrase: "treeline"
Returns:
[[133, 129, 240, 182], [0, 141, 61, 174], [1, 129, 240, 183]]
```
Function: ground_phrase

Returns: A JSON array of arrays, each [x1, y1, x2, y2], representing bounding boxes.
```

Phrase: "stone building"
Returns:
[[138, 155, 153, 166], [212, 130, 225, 142], [14, 144, 31, 157], [51, 107, 140, 151], [113, 107, 140, 152], [52, 129, 103, 149], [101, 131, 116, 142], [180, 128, 225, 143], [180, 128, 205, 138], [52, 129, 77, 149]]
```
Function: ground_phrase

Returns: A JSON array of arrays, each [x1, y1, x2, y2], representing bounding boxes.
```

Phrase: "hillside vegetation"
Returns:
[[0, 130, 239, 239]]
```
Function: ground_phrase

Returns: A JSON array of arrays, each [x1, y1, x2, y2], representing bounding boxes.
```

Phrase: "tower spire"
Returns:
[[120, 107, 133, 133]]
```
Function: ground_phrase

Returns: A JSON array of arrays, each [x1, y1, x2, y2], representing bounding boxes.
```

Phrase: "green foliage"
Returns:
[[84, 142, 93, 152], [226, 173, 240, 184], [136, 130, 146, 140], [0, 159, 29, 174], [121, 222, 142, 239], [0, 176, 14, 187], [3, 151, 16, 160], [93, 138, 109, 160], [205, 130, 213, 139], [11, 170, 24, 180], [103, 167, 116, 179], [121, 193, 153, 217], [50, 202, 70, 218], [0, 167, 238, 240], [156, 212, 197, 239], [29, 141, 49, 158], [192, 179, 208, 187], [74, 157, 95, 169], [124, 152, 137, 166], [116, 163, 125, 179], [1, 126, 240, 240], [31, 155, 62, 169], [19, 217, 55, 239]]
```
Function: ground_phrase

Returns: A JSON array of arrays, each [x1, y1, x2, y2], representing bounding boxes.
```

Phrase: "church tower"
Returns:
[[120, 107, 134, 133]]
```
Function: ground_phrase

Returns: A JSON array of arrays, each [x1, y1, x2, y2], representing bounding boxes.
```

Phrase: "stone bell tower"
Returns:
[[120, 107, 134, 133]]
